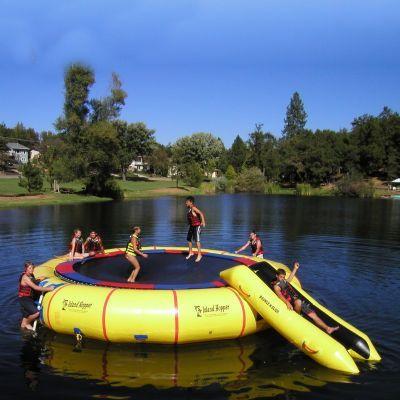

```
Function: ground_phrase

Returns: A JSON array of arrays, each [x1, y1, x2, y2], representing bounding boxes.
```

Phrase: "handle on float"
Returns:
[[33, 293, 44, 332]]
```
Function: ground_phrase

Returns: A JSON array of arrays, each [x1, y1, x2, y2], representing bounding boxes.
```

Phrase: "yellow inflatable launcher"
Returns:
[[220, 263, 381, 374]]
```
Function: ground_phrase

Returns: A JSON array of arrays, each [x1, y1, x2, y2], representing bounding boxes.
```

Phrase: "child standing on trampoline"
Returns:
[[185, 196, 206, 263], [125, 226, 148, 282]]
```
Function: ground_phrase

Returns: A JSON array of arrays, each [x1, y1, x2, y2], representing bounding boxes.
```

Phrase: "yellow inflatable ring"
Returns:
[[35, 247, 296, 344]]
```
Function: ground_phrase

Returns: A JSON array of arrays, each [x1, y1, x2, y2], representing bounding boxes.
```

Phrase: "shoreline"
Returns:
[[0, 186, 396, 211]]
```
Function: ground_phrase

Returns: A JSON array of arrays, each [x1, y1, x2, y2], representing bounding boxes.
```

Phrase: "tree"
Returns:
[[0, 138, 12, 171], [149, 144, 170, 177], [235, 167, 265, 192], [114, 121, 156, 180], [84, 121, 122, 199], [228, 135, 248, 172], [225, 165, 237, 181], [19, 161, 43, 193], [247, 123, 266, 172], [171, 133, 225, 177], [282, 92, 308, 138], [90, 73, 127, 123], [39, 132, 75, 191], [183, 162, 203, 187], [55, 63, 95, 143]]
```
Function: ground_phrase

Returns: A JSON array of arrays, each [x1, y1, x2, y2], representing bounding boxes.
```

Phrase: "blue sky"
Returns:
[[0, 0, 399, 146]]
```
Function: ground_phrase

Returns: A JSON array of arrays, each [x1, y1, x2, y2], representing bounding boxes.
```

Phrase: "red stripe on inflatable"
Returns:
[[172, 290, 179, 344], [228, 287, 247, 337], [46, 284, 70, 330], [102, 289, 117, 341], [211, 280, 226, 287], [235, 257, 256, 266], [97, 281, 155, 289], [165, 249, 184, 254], [55, 262, 74, 274]]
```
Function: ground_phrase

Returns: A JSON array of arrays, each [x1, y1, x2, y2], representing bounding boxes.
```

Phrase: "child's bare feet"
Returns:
[[186, 253, 194, 260], [195, 255, 202, 263]]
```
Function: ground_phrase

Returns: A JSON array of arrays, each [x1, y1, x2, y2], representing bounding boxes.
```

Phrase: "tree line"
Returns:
[[1, 63, 399, 197]]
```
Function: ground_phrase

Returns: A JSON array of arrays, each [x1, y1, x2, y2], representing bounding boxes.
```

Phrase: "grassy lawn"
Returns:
[[0, 177, 192, 209]]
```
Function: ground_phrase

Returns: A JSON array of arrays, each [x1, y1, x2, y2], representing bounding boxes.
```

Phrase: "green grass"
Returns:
[[0, 177, 196, 209]]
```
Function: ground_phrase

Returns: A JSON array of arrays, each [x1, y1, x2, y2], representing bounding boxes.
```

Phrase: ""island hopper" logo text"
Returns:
[[62, 299, 93, 313], [194, 304, 230, 317]]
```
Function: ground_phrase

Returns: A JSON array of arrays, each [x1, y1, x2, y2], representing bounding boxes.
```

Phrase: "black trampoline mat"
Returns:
[[74, 252, 240, 285]]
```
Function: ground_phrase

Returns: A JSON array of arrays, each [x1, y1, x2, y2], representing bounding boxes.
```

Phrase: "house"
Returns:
[[389, 178, 400, 191], [129, 156, 150, 172], [30, 149, 40, 161], [6, 142, 30, 164]]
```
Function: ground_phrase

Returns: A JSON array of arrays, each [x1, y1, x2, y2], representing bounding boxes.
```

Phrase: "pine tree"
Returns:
[[283, 92, 308, 138]]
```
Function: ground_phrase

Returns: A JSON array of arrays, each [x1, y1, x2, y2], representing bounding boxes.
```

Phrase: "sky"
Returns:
[[0, 0, 399, 146]]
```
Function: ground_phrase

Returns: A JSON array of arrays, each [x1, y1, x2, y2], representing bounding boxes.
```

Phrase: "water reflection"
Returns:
[[40, 331, 351, 398]]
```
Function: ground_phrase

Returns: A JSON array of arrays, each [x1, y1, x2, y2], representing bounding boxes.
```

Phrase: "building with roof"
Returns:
[[6, 142, 30, 164]]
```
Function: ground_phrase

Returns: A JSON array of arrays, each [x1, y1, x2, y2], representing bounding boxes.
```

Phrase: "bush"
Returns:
[[235, 167, 265, 192], [183, 163, 203, 188], [336, 175, 375, 198], [19, 162, 43, 193], [265, 182, 281, 195], [200, 181, 216, 194], [225, 165, 237, 181], [85, 176, 123, 199], [295, 183, 312, 196], [214, 176, 228, 192]]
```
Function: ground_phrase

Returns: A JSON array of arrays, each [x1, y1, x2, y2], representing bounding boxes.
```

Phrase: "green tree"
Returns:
[[19, 161, 43, 193], [90, 73, 127, 123], [84, 121, 122, 199], [225, 165, 237, 181], [228, 135, 248, 172], [55, 63, 95, 142], [172, 133, 225, 177], [149, 144, 170, 177], [235, 167, 265, 192], [114, 121, 156, 180], [183, 162, 203, 188], [0, 138, 12, 171], [282, 92, 308, 138]]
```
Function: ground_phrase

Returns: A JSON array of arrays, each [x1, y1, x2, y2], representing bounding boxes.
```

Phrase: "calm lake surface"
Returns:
[[0, 194, 399, 399]]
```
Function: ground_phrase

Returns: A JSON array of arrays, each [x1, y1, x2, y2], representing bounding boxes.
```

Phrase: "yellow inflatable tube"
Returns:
[[221, 264, 380, 374], [35, 248, 269, 343]]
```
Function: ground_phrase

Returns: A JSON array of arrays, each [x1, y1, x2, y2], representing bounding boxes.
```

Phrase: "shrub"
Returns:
[[235, 167, 265, 192], [336, 175, 375, 198], [200, 181, 216, 194], [19, 162, 44, 193], [225, 165, 237, 181], [183, 163, 203, 188], [295, 183, 312, 196], [265, 182, 281, 195], [85, 176, 123, 199], [214, 176, 228, 192]]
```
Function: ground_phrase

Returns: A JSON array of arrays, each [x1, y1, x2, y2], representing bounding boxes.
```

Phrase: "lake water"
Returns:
[[0, 194, 399, 399]]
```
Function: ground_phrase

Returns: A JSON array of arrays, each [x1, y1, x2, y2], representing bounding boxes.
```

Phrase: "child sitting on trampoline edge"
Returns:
[[185, 196, 206, 263], [125, 226, 148, 283]]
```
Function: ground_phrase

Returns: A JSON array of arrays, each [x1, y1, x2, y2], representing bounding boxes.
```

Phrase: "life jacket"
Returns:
[[272, 279, 297, 303], [86, 237, 102, 253], [126, 234, 142, 256], [70, 237, 83, 254], [187, 208, 201, 227], [18, 273, 33, 298], [250, 236, 263, 255]]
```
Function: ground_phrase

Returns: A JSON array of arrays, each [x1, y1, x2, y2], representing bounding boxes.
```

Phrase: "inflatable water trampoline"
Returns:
[[35, 247, 380, 373]]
